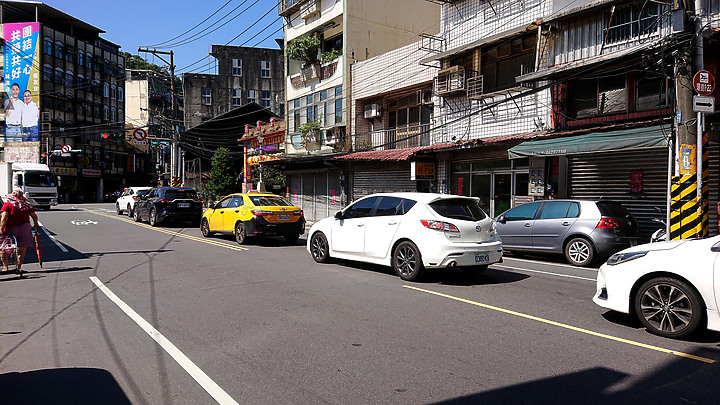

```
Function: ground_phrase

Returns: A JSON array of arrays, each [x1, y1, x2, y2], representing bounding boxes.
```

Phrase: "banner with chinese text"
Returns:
[[3, 22, 41, 142]]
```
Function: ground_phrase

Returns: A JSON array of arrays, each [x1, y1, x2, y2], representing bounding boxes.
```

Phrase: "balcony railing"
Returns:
[[355, 124, 432, 151], [435, 66, 477, 95], [278, 0, 302, 17]]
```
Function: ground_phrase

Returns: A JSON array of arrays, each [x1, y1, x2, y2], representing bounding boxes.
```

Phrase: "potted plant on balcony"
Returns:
[[287, 36, 321, 81], [299, 120, 322, 151]]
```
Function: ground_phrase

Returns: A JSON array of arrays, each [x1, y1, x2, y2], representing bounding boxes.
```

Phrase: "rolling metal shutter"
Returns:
[[568, 148, 667, 241], [352, 169, 416, 201]]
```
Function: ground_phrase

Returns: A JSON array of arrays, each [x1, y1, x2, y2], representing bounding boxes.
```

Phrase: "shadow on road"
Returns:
[[0, 368, 132, 405], [600, 310, 720, 344]]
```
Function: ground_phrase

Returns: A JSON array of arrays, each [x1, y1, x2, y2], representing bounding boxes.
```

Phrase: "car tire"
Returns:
[[310, 232, 330, 263], [116, 203, 122, 215], [200, 218, 213, 237], [133, 208, 141, 222], [564, 237, 595, 267], [127, 204, 133, 217], [392, 241, 424, 281], [235, 222, 247, 245], [634, 277, 704, 339], [284, 233, 299, 244], [149, 209, 158, 227]]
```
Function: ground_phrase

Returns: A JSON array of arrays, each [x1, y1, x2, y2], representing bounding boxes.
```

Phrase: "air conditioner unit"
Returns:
[[300, 0, 320, 19], [41, 112, 51, 122], [364, 103, 381, 119], [417, 90, 433, 105]]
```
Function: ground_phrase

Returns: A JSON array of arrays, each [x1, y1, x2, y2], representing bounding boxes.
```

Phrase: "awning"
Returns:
[[507, 125, 671, 158]]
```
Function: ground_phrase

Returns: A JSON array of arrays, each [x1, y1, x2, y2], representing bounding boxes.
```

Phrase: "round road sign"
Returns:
[[133, 128, 148, 141], [61, 144, 71, 153], [693, 70, 715, 96]]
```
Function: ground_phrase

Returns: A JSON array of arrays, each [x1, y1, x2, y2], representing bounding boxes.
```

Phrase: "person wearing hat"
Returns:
[[0, 190, 39, 272]]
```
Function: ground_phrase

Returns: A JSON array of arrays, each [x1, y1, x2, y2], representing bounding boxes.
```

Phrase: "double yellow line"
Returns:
[[87, 210, 249, 252]]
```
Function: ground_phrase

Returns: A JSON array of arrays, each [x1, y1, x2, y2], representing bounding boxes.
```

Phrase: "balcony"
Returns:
[[278, 0, 302, 17], [435, 66, 476, 95], [355, 124, 431, 151]]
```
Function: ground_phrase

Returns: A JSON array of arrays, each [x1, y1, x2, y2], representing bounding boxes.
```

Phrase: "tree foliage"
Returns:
[[207, 148, 237, 198], [251, 164, 286, 192], [286, 36, 321, 64], [121, 52, 166, 73]]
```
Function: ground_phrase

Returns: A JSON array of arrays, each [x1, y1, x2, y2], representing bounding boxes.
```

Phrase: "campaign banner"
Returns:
[[3, 22, 41, 143]]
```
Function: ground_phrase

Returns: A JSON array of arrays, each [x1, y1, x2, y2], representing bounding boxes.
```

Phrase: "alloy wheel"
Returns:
[[393, 241, 423, 280], [310, 233, 328, 262], [639, 282, 695, 336]]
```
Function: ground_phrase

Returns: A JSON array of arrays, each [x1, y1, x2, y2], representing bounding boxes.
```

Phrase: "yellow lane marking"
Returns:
[[403, 285, 715, 364], [84, 210, 249, 251]]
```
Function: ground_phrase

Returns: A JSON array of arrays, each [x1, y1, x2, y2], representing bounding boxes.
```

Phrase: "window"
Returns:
[[65, 48, 74, 63], [232, 59, 242, 76], [482, 35, 535, 93], [111, 84, 117, 99], [103, 82, 110, 98], [539, 201, 576, 219], [503, 202, 541, 221], [201, 88, 212, 105], [605, 4, 663, 44], [92, 79, 100, 95], [43, 64, 53, 82], [573, 74, 627, 118], [232, 88, 242, 106], [344, 197, 379, 219], [307, 95, 314, 105], [44, 37, 53, 55], [429, 198, 487, 221], [294, 99, 300, 109], [335, 85, 342, 97], [77, 73, 84, 89], [307, 105, 315, 122], [118, 87, 124, 101], [374, 197, 404, 216], [247, 89, 257, 104], [87, 54, 93, 70], [54, 67, 64, 84], [636, 72, 667, 110], [261, 91, 271, 107], [77, 51, 84, 66], [55, 41, 64, 59], [335, 99, 343, 123], [260, 60, 271, 77], [103, 105, 110, 121], [65, 70, 74, 87], [111, 107, 117, 122], [118, 108, 124, 121], [320, 90, 327, 101]]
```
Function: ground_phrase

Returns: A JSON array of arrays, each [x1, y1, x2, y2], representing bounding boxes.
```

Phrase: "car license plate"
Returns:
[[277, 214, 290, 221], [177, 202, 190, 208], [475, 253, 489, 263]]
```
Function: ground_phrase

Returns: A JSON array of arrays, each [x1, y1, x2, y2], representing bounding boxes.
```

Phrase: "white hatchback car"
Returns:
[[116, 187, 152, 216], [307, 193, 503, 281], [594, 235, 720, 338]]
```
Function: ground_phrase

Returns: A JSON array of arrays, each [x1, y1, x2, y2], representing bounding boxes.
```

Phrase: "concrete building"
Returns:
[[182, 46, 284, 130], [0, 0, 127, 202]]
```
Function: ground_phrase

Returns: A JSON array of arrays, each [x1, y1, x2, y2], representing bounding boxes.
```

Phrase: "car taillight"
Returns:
[[421, 220, 459, 232], [292, 209, 303, 215], [596, 218, 620, 229], [133, 196, 137, 200], [251, 210, 273, 217]]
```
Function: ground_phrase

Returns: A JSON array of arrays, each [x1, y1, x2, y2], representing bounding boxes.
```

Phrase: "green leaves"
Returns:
[[286, 36, 321, 64], [207, 147, 237, 199]]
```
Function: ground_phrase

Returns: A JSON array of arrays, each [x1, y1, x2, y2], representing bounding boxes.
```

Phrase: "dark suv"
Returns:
[[133, 187, 203, 227], [495, 199, 639, 266]]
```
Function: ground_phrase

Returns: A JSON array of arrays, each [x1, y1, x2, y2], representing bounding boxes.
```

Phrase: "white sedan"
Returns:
[[116, 187, 151, 216], [307, 193, 503, 281], [594, 235, 720, 338]]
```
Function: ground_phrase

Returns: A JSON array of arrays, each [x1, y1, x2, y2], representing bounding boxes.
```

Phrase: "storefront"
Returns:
[[507, 124, 719, 239]]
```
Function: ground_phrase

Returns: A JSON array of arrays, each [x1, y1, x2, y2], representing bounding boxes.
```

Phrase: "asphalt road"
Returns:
[[1, 203, 719, 404]]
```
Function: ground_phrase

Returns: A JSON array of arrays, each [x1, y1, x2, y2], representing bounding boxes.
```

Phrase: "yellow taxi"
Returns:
[[201, 192, 305, 245]]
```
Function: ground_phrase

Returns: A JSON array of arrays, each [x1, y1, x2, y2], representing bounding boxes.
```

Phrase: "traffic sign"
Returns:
[[61, 144, 71, 153], [693, 70, 715, 96], [693, 95, 715, 113], [133, 128, 147, 141]]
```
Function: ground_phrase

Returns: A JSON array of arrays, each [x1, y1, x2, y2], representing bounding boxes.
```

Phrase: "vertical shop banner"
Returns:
[[3, 22, 41, 142]]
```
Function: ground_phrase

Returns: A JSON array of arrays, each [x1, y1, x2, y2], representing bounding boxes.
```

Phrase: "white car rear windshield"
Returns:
[[429, 199, 487, 221]]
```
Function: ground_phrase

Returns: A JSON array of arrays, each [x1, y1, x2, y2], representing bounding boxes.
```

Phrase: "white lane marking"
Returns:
[[502, 256, 600, 272], [492, 264, 596, 282], [89, 277, 239, 405], [37, 221, 68, 253]]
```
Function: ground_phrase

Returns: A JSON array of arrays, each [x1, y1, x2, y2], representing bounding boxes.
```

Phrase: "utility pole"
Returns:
[[669, 0, 708, 239], [138, 48, 179, 181]]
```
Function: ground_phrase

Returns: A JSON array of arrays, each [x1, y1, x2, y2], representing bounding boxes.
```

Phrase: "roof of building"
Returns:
[[0, 1, 106, 39]]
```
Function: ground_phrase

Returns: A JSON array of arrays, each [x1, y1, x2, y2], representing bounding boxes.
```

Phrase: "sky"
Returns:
[[44, 0, 284, 74]]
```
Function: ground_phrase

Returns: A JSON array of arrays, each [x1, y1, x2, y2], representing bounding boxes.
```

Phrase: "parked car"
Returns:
[[133, 187, 203, 227], [594, 235, 720, 339], [307, 193, 503, 281], [494, 199, 639, 266], [200, 192, 305, 245], [116, 187, 152, 216]]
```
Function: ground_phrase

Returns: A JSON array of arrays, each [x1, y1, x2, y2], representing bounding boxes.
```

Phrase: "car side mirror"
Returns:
[[711, 242, 720, 253], [497, 215, 506, 224], [335, 211, 344, 220]]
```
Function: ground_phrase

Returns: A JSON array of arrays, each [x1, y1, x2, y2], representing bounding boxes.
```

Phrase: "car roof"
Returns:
[[357, 192, 480, 204]]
